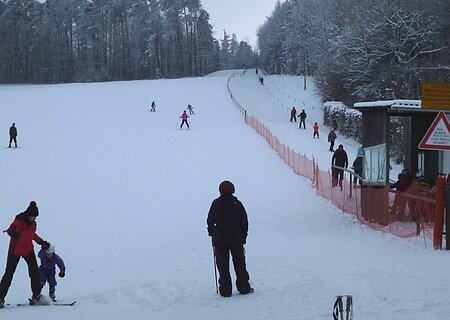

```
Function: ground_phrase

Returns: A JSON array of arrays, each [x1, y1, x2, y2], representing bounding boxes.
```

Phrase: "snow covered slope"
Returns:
[[0, 71, 449, 320]]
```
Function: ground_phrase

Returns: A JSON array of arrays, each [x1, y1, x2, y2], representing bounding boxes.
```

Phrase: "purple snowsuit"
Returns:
[[38, 249, 65, 287]]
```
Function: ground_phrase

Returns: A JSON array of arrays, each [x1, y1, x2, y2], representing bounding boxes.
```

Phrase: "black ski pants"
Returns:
[[9, 136, 17, 147], [0, 252, 41, 300], [214, 244, 251, 297], [180, 120, 189, 128]]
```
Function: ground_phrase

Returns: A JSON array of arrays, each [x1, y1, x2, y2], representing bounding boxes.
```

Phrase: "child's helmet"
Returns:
[[45, 244, 55, 254]]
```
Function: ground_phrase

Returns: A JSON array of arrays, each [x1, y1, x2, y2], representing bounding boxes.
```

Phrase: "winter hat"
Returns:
[[219, 180, 235, 195], [45, 244, 55, 254], [25, 201, 39, 217]]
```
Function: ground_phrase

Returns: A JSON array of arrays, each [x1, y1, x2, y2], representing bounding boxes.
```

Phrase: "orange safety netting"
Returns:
[[244, 114, 435, 239]]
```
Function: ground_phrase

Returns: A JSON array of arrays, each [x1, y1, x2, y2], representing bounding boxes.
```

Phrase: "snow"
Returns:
[[354, 99, 421, 108], [0, 70, 449, 319]]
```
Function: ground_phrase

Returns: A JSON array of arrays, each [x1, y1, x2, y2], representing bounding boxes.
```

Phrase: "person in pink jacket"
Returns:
[[180, 110, 190, 129]]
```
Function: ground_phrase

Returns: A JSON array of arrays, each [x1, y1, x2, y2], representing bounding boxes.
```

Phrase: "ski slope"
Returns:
[[0, 71, 449, 320]]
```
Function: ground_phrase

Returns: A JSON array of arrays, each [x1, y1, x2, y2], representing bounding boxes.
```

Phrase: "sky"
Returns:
[[201, 0, 280, 49]]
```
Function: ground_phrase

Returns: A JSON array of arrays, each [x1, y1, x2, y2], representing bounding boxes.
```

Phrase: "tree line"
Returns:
[[257, 0, 449, 105], [0, 0, 257, 84]]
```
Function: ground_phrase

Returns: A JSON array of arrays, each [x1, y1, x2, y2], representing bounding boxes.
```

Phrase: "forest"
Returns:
[[1, 0, 448, 107], [257, 0, 449, 105], [0, 0, 257, 83]]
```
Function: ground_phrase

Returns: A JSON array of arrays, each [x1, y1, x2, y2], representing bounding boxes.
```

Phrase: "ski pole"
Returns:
[[212, 245, 218, 294]]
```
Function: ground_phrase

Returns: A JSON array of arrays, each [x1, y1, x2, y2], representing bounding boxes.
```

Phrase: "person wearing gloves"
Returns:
[[207, 181, 253, 297], [0, 201, 50, 307], [38, 244, 66, 302]]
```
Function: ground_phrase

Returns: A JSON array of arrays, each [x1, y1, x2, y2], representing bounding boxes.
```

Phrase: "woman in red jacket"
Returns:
[[0, 201, 50, 307]]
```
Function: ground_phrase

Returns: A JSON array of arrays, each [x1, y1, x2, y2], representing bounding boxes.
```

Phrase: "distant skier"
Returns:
[[313, 122, 319, 138], [150, 101, 156, 112], [38, 245, 65, 302], [328, 129, 337, 151], [290, 107, 297, 122], [298, 109, 307, 129], [0, 201, 51, 308], [187, 104, 195, 115], [180, 111, 190, 129], [259, 76, 264, 85], [8, 123, 17, 148], [207, 181, 254, 297]]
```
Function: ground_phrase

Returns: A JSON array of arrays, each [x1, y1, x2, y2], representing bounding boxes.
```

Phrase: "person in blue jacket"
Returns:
[[38, 244, 65, 302]]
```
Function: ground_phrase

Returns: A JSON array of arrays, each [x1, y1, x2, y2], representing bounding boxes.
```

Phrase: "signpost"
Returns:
[[418, 111, 450, 151], [421, 83, 450, 110]]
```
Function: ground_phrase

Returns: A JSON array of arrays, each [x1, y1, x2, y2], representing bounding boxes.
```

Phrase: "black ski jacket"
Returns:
[[9, 126, 17, 137], [332, 149, 348, 169], [207, 194, 248, 246]]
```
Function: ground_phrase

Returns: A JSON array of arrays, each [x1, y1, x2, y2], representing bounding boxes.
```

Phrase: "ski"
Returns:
[[15, 301, 76, 307], [55, 301, 76, 306]]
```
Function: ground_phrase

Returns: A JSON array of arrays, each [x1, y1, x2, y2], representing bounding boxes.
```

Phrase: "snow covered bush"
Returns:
[[323, 101, 362, 142]]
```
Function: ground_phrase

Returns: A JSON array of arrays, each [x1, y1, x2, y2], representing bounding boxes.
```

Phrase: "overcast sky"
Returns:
[[201, 0, 279, 49]]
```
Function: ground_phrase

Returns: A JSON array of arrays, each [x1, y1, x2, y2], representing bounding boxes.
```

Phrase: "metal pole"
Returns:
[[212, 246, 218, 294]]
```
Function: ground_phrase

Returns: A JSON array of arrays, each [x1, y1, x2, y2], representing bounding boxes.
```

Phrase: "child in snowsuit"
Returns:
[[187, 104, 195, 115], [313, 122, 319, 138], [38, 245, 65, 302], [180, 111, 190, 129]]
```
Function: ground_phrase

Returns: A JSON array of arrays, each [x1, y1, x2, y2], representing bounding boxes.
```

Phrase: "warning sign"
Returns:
[[421, 83, 450, 110], [418, 111, 450, 151]]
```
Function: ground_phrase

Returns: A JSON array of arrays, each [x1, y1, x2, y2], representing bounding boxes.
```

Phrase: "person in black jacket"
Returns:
[[331, 144, 348, 187], [207, 181, 253, 297], [298, 109, 307, 129], [8, 123, 17, 148]]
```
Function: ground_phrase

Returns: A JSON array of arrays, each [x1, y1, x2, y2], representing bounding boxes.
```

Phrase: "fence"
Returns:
[[227, 73, 435, 239]]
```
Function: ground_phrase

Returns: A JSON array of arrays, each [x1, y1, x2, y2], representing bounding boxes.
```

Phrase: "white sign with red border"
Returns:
[[418, 111, 450, 151]]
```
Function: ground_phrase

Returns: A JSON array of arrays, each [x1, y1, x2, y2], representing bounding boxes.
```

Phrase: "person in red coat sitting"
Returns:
[[0, 201, 50, 307]]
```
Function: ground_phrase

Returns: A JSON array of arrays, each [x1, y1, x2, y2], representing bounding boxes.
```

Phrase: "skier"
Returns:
[[331, 144, 348, 187], [328, 129, 337, 151], [8, 123, 17, 148], [298, 109, 307, 129], [187, 104, 195, 115], [290, 107, 297, 122], [38, 245, 65, 302], [313, 122, 319, 138], [150, 101, 156, 112], [0, 201, 51, 308], [207, 181, 254, 297], [180, 110, 190, 129], [352, 155, 363, 187]]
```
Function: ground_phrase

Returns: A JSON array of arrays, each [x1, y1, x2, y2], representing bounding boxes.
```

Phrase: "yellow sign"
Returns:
[[421, 83, 450, 110]]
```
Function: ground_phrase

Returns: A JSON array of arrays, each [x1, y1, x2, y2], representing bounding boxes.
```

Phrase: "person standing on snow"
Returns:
[[313, 122, 320, 138], [290, 107, 297, 122], [150, 101, 156, 112], [8, 123, 17, 148], [0, 201, 51, 308], [298, 109, 307, 129], [331, 144, 348, 187], [207, 181, 254, 297], [38, 244, 65, 302], [180, 110, 190, 129], [328, 129, 337, 151]]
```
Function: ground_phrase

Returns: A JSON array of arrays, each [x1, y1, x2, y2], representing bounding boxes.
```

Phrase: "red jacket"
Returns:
[[6, 213, 43, 257]]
